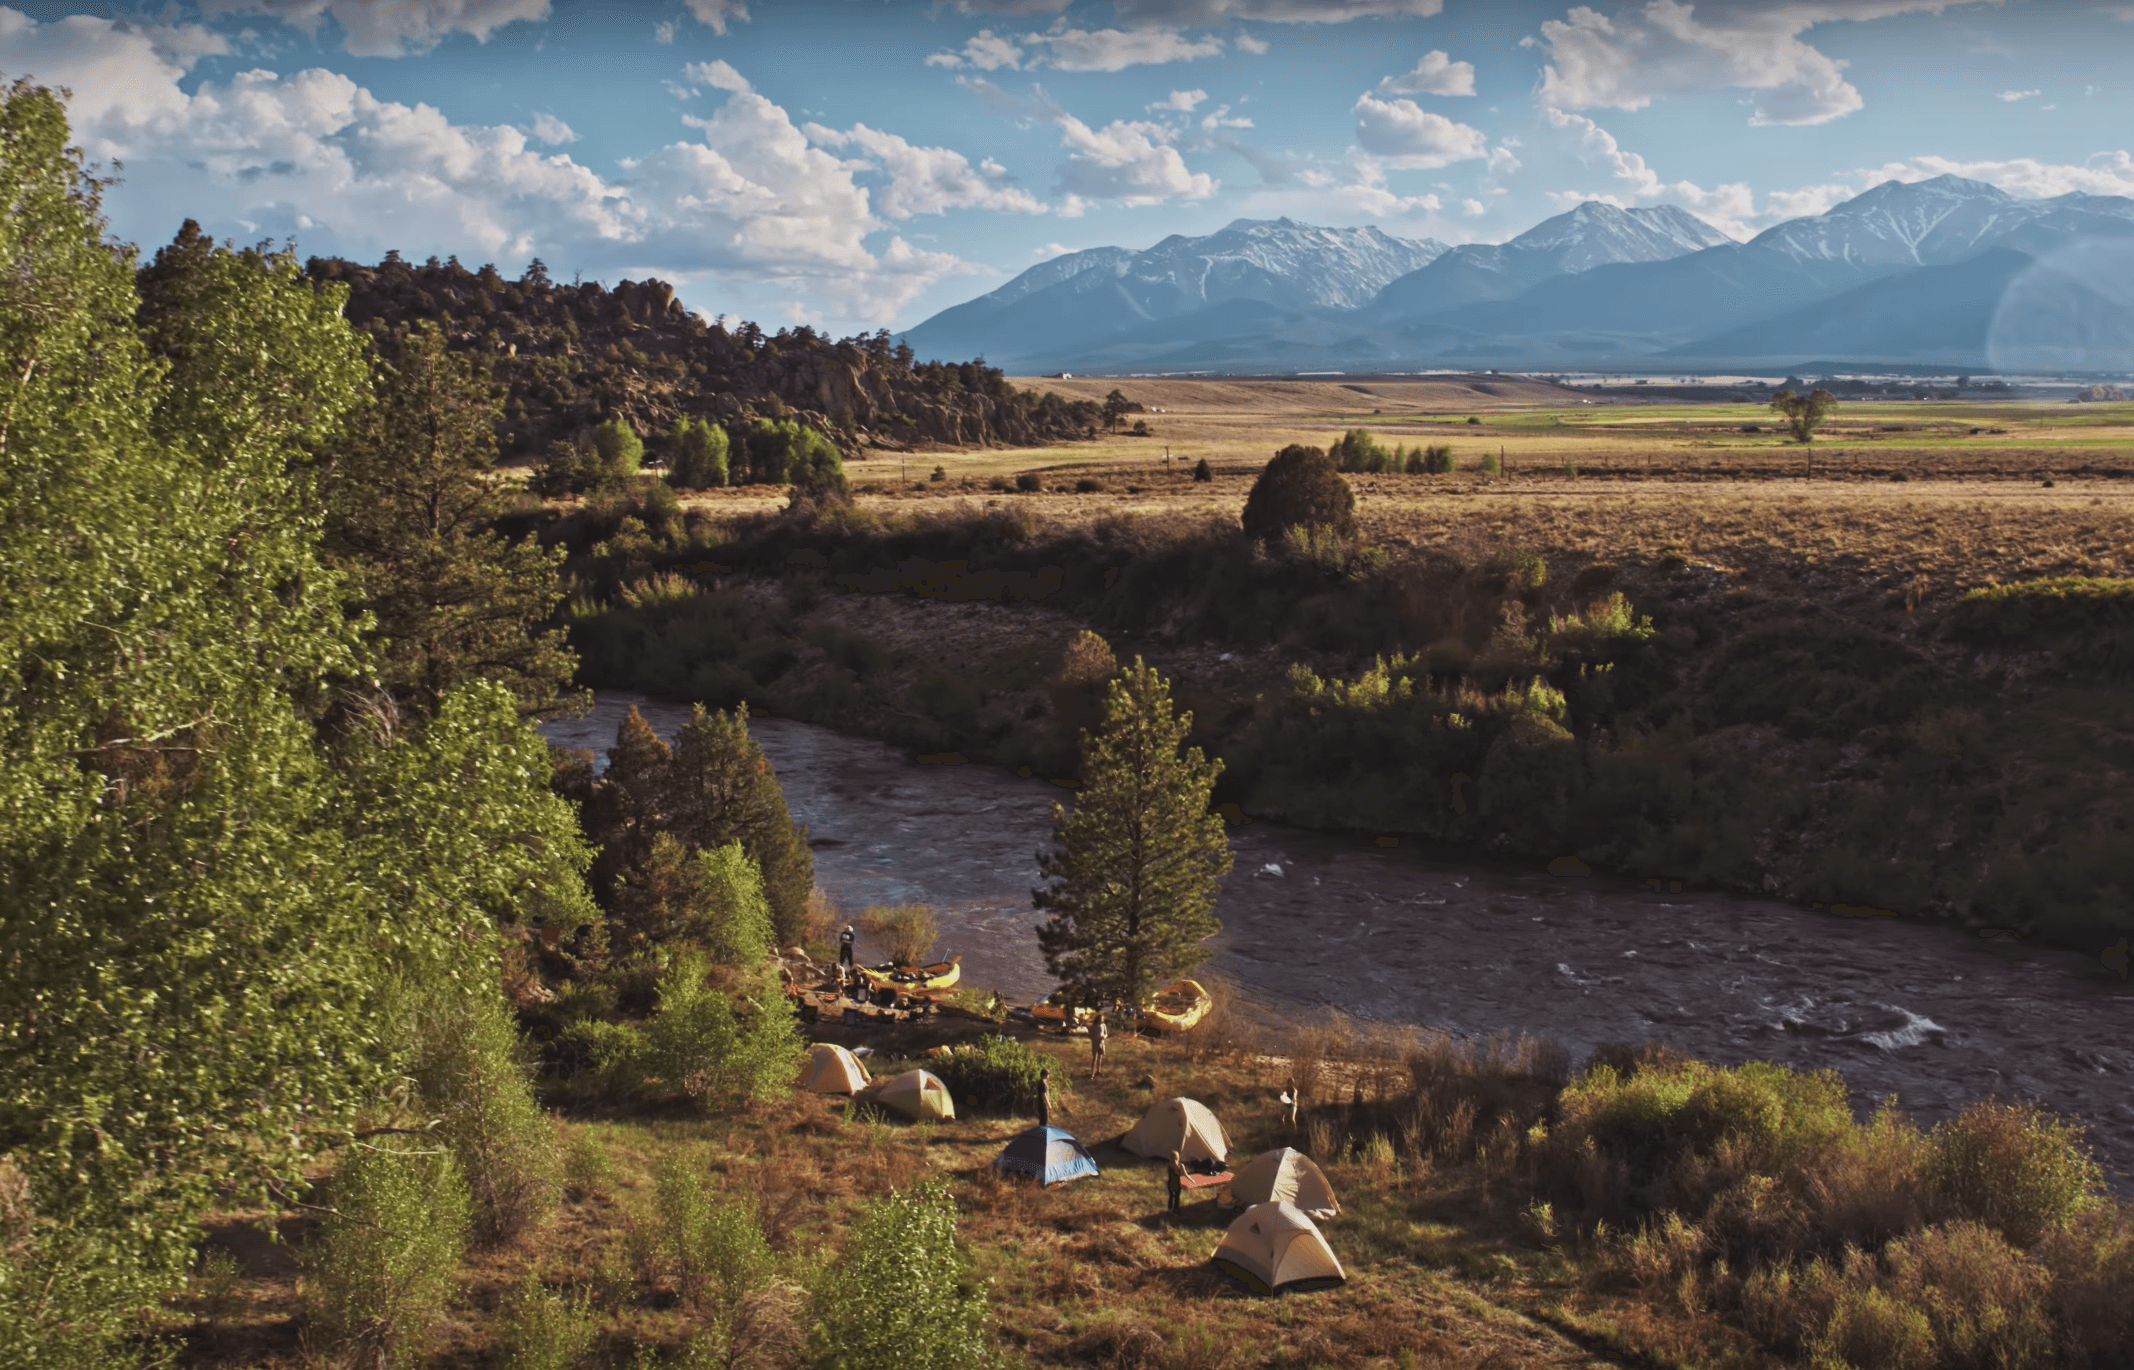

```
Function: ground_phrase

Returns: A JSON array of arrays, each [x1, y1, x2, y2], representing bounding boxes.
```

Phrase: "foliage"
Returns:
[[1192, 457, 1212, 482], [638, 954, 804, 1109], [1, 86, 601, 1365], [1408, 444, 1454, 474], [804, 1181, 1000, 1370], [1035, 661, 1232, 1012], [404, 984, 560, 1247], [669, 704, 817, 948], [606, 836, 775, 969], [733, 417, 846, 493], [301, 1142, 470, 1370], [1771, 387, 1836, 442], [494, 1276, 597, 1370], [667, 417, 731, 490], [1927, 1101, 2100, 1247], [928, 1035, 1056, 1116], [1240, 444, 1357, 545], [1947, 576, 2134, 675], [1329, 428, 1395, 473], [320, 319, 578, 716], [858, 903, 938, 966]]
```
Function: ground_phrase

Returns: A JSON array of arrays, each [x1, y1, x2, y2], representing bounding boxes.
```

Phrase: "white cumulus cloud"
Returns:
[[805, 121, 1047, 218], [528, 112, 577, 144], [1378, 50, 1475, 97], [1528, 0, 1995, 127], [1998, 88, 2040, 102], [1352, 92, 1488, 169], [926, 29, 1027, 69], [1151, 88, 1209, 112], [197, 0, 549, 57], [683, 60, 753, 94], [1042, 26, 1224, 71], [681, 0, 750, 34], [1540, 106, 1764, 236], [1052, 111, 1214, 209]]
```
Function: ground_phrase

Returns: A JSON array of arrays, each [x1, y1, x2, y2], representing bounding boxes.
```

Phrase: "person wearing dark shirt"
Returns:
[[1037, 1068, 1052, 1130], [1166, 1150, 1185, 1215], [838, 924, 856, 969]]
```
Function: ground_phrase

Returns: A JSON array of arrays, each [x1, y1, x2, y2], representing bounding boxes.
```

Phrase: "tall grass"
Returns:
[[858, 902, 939, 965]]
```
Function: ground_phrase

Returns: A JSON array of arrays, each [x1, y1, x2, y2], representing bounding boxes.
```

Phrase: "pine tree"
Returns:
[[669, 703, 815, 948], [1033, 660, 1232, 1013], [319, 321, 578, 717]]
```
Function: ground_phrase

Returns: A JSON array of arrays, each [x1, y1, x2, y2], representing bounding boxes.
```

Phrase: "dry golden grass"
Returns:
[[162, 1025, 1757, 1370]]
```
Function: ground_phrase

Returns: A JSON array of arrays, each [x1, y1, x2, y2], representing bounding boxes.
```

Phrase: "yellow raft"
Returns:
[[1032, 989, 1095, 1029], [857, 956, 962, 994], [1138, 979, 1213, 1034]]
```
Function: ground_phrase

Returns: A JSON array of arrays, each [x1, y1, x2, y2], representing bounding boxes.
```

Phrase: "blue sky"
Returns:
[[5, 0, 2132, 334]]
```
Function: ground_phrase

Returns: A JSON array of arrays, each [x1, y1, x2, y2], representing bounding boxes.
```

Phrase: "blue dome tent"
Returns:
[[993, 1126, 1100, 1187]]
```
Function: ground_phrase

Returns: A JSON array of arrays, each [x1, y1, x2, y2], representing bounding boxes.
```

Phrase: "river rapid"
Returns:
[[544, 691, 2134, 1187]]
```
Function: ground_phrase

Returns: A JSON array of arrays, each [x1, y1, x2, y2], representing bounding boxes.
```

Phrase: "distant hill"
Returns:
[[303, 254, 1101, 460], [902, 176, 2134, 373]]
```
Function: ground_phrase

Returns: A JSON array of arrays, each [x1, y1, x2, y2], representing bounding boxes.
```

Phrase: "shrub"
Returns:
[[930, 465, 946, 482], [302, 1142, 470, 1370], [859, 902, 938, 965], [646, 1158, 778, 1315], [693, 841, 777, 967], [929, 1034, 1056, 1115], [1479, 449, 1502, 474], [1074, 477, 1103, 493], [639, 953, 804, 1109], [1947, 576, 2134, 675], [1329, 428, 1393, 473], [406, 986, 560, 1247], [1466, 415, 1481, 425], [1191, 458, 1211, 482], [1240, 444, 1356, 546], [1927, 1101, 2100, 1247], [667, 418, 730, 490], [1014, 472, 1042, 492], [591, 418, 644, 478], [805, 1180, 1000, 1370], [0, 1162, 161, 1370], [494, 1275, 597, 1370], [733, 417, 844, 494], [1407, 444, 1454, 474]]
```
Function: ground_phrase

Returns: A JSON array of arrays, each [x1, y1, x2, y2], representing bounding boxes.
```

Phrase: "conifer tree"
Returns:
[[669, 704, 815, 948], [1033, 660, 1232, 1012], [318, 321, 578, 717]]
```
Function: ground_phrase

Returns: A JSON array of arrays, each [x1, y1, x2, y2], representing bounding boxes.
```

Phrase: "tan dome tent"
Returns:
[[1211, 1201, 1346, 1295], [799, 1043, 869, 1095], [1121, 1097, 1229, 1165], [1227, 1148, 1338, 1220], [869, 1068, 955, 1121]]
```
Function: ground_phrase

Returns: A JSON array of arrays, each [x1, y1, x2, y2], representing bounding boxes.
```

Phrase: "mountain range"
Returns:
[[901, 177, 2134, 374]]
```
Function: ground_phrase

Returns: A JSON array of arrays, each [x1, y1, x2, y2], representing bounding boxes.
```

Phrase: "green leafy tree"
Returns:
[[321, 321, 579, 716], [1771, 387, 1836, 443], [404, 983, 560, 1247], [1329, 428, 1392, 473], [591, 417, 643, 477], [1240, 443, 1357, 546], [805, 1181, 999, 1370], [1033, 660, 1232, 1013], [670, 704, 816, 948], [0, 86, 596, 1363], [733, 416, 844, 491], [667, 416, 730, 490], [1101, 388, 1131, 433]]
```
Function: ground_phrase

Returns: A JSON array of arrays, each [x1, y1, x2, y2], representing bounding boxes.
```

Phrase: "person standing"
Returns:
[[838, 924, 856, 971], [1166, 1150, 1185, 1216], [1282, 1076, 1299, 1130], [1037, 1068, 1052, 1130], [1089, 1009, 1108, 1078]]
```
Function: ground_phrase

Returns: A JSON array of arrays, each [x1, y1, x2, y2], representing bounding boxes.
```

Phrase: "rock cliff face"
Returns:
[[305, 253, 1101, 459]]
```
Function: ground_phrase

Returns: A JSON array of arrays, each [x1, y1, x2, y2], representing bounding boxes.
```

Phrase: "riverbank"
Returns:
[[552, 474, 2134, 966]]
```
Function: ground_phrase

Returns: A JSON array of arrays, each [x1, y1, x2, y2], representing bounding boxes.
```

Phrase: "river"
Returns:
[[543, 691, 2134, 1186]]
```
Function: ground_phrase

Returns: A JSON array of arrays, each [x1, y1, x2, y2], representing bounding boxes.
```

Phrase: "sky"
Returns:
[[5, 0, 2134, 335]]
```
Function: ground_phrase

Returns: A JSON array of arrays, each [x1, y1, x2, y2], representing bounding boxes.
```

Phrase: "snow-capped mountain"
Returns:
[[1369, 201, 1735, 320], [902, 177, 2134, 373], [900, 218, 1445, 370], [1748, 174, 2134, 269]]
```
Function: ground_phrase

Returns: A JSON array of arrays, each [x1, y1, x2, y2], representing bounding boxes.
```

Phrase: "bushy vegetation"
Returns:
[[302, 1143, 471, 1370], [1240, 444, 1357, 545], [1948, 575, 2134, 675], [804, 1181, 1002, 1370], [928, 1035, 1058, 1116], [858, 903, 939, 966]]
